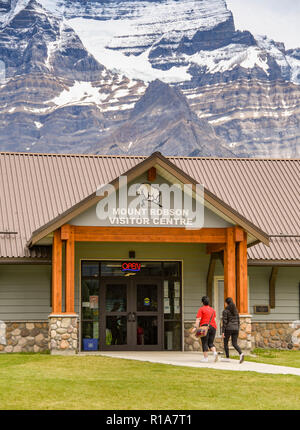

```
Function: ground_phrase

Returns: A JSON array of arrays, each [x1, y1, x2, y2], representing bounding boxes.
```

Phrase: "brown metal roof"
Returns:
[[0, 152, 299, 261]]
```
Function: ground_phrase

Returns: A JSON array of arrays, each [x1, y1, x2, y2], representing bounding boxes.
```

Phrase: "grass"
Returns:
[[0, 354, 299, 410], [231, 349, 300, 368]]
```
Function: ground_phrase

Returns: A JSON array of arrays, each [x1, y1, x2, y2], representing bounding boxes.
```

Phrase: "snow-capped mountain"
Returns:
[[0, 0, 299, 157]]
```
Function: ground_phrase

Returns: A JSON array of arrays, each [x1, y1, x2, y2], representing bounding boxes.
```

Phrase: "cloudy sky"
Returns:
[[226, 0, 300, 50]]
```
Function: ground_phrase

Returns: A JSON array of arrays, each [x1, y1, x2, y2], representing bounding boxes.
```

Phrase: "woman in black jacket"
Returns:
[[222, 297, 244, 363]]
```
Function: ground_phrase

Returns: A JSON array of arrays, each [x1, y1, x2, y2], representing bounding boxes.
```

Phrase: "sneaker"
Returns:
[[213, 352, 219, 362], [200, 358, 208, 363], [239, 353, 245, 364], [221, 358, 230, 362]]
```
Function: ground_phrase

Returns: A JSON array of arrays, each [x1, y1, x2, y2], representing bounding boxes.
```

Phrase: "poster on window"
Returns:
[[164, 298, 171, 314], [90, 296, 98, 309], [164, 280, 169, 297], [174, 282, 180, 297]]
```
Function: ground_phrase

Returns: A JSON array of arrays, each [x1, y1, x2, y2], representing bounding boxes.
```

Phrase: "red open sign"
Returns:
[[121, 262, 141, 272]]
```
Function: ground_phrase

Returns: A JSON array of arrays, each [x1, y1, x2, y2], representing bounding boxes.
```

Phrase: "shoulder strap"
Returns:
[[208, 309, 214, 326]]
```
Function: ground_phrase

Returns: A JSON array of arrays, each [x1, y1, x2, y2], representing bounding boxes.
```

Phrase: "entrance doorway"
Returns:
[[100, 278, 163, 350], [81, 260, 182, 352]]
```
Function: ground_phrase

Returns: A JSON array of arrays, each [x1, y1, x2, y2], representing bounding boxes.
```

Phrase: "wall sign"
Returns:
[[144, 297, 150, 306], [253, 305, 270, 315], [121, 262, 141, 272]]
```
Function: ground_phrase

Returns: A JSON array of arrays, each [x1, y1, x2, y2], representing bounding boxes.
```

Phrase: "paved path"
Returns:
[[90, 351, 300, 376]]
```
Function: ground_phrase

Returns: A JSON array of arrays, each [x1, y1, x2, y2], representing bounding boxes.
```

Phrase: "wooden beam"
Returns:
[[236, 230, 248, 314], [51, 229, 62, 314], [234, 226, 245, 242], [206, 243, 225, 254], [224, 227, 236, 302], [61, 224, 73, 241], [65, 227, 75, 314], [147, 167, 157, 182], [68, 226, 227, 243], [269, 267, 278, 309], [206, 253, 218, 302]]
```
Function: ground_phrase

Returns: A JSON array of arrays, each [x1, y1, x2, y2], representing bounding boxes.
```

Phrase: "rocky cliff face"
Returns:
[[0, 0, 299, 157], [92, 79, 234, 156]]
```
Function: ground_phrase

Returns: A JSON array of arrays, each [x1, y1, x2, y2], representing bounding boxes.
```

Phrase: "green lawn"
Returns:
[[231, 349, 300, 368], [0, 354, 299, 410]]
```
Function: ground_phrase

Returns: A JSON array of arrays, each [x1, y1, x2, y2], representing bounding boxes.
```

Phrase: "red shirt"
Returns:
[[196, 305, 217, 329]]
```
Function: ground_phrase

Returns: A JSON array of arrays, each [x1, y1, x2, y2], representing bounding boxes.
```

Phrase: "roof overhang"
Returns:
[[27, 152, 270, 247]]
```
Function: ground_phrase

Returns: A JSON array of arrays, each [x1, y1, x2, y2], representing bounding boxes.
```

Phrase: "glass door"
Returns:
[[132, 278, 163, 350], [81, 260, 182, 351], [100, 278, 130, 350], [99, 277, 163, 350]]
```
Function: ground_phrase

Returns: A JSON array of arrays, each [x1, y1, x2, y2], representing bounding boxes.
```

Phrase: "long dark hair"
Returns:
[[225, 297, 238, 315]]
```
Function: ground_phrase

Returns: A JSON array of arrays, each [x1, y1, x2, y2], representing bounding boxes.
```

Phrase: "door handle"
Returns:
[[127, 312, 136, 322]]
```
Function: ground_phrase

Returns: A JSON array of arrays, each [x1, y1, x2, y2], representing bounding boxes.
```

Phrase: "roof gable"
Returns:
[[27, 152, 269, 247]]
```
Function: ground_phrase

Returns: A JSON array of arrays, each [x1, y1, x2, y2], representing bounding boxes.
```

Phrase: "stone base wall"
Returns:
[[238, 315, 253, 351], [183, 322, 239, 354], [252, 321, 300, 350], [0, 321, 49, 353], [49, 315, 78, 355], [184, 315, 253, 355]]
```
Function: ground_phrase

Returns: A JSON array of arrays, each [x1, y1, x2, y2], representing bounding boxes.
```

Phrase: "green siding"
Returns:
[[0, 265, 51, 320], [249, 266, 300, 321]]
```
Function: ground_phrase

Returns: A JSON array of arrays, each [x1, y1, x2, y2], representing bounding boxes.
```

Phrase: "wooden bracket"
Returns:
[[206, 253, 218, 301], [269, 267, 279, 309]]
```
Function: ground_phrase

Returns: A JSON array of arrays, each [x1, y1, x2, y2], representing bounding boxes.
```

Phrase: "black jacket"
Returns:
[[222, 307, 240, 333]]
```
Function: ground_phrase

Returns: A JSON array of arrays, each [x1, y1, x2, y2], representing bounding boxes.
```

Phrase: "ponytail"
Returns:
[[225, 297, 238, 315]]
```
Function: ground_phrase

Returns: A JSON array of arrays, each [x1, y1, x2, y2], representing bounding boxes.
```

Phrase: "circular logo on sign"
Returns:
[[144, 298, 150, 306]]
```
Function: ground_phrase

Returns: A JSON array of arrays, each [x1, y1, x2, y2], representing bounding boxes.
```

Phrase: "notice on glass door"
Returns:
[[90, 296, 98, 309], [174, 298, 180, 314], [164, 298, 171, 314], [164, 280, 169, 297], [174, 282, 180, 297]]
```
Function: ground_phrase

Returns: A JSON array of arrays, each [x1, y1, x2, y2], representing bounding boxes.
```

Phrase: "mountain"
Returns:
[[0, 0, 299, 157], [92, 79, 234, 156]]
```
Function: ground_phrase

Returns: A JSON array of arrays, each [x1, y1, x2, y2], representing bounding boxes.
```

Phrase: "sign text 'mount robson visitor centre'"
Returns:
[[96, 176, 205, 229]]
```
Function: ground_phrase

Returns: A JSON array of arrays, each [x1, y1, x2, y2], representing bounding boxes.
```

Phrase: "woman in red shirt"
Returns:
[[193, 296, 218, 362]]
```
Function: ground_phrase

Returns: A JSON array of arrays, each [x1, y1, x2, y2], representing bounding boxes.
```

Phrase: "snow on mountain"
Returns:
[[37, 0, 298, 88], [40, 0, 232, 45], [0, 0, 31, 27], [67, 18, 191, 83], [0, 0, 299, 157], [184, 44, 270, 75]]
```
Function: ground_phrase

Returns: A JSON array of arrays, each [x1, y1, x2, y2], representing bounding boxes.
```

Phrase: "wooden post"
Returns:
[[52, 229, 62, 314], [269, 267, 278, 309], [236, 230, 248, 314], [65, 226, 75, 314], [224, 227, 236, 303], [206, 253, 218, 302]]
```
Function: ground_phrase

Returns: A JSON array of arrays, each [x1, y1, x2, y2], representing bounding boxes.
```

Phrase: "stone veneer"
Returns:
[[0, 321, 49, 353], [184, 315, 253, 355], [252, 321, 300, 350], [49, 315, 78, 355]]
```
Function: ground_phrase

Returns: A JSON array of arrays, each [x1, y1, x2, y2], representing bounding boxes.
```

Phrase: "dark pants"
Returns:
[[200, 326, 216, 352], [224, 330, 242, 358]]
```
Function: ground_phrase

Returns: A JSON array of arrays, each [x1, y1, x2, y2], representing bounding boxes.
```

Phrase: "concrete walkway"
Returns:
[[90, 351, 300, 376]]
